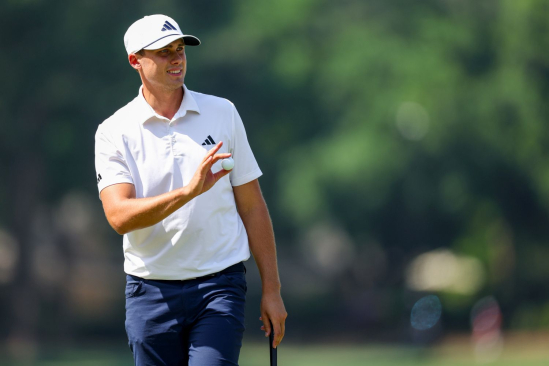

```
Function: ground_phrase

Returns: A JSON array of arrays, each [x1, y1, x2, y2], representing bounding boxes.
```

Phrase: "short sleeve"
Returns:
[[229, 105, 262, 186], [94, 124, 134, 198]]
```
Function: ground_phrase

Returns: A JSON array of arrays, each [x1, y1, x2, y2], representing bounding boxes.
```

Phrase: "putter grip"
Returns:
[[269, 321, 277, 366]]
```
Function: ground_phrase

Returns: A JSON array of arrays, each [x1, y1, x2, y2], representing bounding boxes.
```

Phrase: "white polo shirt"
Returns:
[[94, 85, 262, 280]]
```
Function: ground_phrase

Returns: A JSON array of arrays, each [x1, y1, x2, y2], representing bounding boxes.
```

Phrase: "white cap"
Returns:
[[124, 14, 200, 55]]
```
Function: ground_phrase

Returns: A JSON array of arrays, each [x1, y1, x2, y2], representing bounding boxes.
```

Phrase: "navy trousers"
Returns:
[[125, 262, 247, 366]]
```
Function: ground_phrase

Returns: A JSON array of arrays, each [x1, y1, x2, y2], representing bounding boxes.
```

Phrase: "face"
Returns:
[[130, 39, 186, 91]]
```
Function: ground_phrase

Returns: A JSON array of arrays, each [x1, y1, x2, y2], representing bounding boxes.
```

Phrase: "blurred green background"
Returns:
[[1, 0, 549, 364]]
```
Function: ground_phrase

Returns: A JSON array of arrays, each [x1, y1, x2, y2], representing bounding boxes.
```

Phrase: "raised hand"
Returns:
[[185, 141, 232, 198]]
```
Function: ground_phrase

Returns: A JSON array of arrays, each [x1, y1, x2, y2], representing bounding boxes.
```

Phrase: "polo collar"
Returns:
[[136, 84, 200, 124]]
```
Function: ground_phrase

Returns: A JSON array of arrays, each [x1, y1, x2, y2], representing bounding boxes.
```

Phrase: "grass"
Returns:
[[3, 334, 549, 366]]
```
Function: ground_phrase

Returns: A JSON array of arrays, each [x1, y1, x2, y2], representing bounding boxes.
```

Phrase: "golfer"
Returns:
[[94, 14, 287, 365]]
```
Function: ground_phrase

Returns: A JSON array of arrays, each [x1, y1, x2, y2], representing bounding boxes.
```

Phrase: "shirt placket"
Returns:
[[169, 121, 183, 156], [168, 122, 175, 155]]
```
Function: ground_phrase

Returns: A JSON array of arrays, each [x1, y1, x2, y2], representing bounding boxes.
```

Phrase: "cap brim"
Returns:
[[142, 33, 201, 51], [182, 35, 200, 46]]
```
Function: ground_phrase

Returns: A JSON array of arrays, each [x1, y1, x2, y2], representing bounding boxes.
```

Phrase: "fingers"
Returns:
[[272, 321, 283, 348], [203, 141, 223, 162], [259, 316, 285, 348], [198, 153, 231, 177], [188, 142, 232, 198], [198, 156, 214, 177], [280, 321, 285, 347], [202, 142, 231, 167], [203, 142, 230, 161], [211, 153, 232, 165], [198, 142, 221, 171], [260, 315, 271, 338]]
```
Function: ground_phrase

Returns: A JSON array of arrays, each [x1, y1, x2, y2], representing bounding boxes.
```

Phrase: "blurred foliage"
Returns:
[[1, 0, 549, 348]]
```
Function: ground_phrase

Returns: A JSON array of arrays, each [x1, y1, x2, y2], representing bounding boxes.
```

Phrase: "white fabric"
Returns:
[[124, 14, 200, 55], [94, 85, 262, 279]]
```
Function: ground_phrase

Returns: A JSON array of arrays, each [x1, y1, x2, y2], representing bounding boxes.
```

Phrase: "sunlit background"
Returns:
[[2, 0, 549, 365]]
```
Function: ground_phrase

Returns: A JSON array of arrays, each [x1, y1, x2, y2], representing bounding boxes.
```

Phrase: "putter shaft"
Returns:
[[269, 321, 277, 366]]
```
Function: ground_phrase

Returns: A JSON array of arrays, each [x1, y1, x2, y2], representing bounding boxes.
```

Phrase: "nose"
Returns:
[[172, 51, 185, 65]]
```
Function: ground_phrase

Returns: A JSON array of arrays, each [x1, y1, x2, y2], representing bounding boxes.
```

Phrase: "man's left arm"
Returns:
[[233, 179, 287, 348]]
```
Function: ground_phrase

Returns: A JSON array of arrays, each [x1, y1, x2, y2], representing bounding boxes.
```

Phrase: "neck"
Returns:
[[141, 82, 184, 120]]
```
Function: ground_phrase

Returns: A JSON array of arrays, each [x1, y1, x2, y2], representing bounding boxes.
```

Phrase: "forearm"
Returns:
[[106, 186, 194, 234], [102, 143, 231, 235], [239, 202, 281, 293], [233, 179, 286, 346]]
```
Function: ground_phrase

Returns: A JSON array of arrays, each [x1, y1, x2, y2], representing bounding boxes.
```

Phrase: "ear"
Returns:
[[128, 53, 141, 70]]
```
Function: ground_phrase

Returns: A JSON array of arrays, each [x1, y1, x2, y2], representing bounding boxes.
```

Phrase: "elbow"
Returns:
[[107, 215, 131, 235], [113, 225, 129, 236], [101, 193, 136, 235]]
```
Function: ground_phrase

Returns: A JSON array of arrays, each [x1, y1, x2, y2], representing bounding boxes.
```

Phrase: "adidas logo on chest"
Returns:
[[201, 135, 216, 146]]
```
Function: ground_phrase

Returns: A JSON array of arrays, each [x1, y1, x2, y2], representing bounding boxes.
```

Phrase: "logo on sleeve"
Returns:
[[97, 174, 102, 184], [201, 135, 216, 146]]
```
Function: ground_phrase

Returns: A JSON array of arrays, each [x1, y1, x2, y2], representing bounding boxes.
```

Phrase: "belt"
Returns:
[[130, 262, 246, 283]]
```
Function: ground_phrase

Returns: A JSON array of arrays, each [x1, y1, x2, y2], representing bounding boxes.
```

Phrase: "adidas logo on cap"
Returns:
[[161, 21, 177, 32]]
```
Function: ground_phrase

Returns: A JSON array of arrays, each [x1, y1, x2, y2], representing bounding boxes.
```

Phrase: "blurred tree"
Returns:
[[1, 0, 549, 346]]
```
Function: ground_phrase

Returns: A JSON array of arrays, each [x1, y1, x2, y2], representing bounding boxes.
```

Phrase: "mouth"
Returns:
[[167, 69, 182, 76]]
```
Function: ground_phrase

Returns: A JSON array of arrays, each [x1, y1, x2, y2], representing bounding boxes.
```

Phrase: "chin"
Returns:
[[164, 80, 184, 90]]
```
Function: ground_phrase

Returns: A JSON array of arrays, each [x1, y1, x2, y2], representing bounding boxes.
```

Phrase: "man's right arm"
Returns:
[[100, 141, 231, 235]]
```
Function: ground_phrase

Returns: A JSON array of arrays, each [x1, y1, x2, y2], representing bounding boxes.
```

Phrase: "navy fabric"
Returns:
[[125, 263, 247, 366]]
